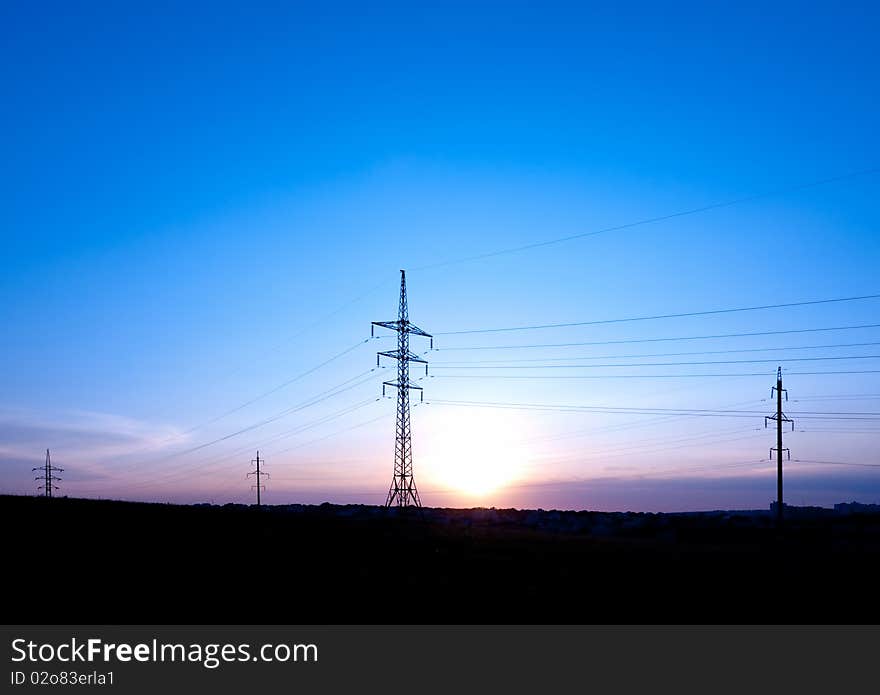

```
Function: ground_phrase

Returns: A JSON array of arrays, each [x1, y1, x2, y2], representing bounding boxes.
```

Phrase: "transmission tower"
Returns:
[[247, 450, 269, 507], [372, 269, 432, 508], [764, 367, 794, 525], [33, 449, 63, 498]]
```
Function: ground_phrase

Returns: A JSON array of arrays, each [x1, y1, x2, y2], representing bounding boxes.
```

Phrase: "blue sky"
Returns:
[[2, 1, 879, 510]]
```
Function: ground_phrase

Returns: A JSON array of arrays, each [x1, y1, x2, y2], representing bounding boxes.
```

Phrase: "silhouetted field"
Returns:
[[4, 495, 879, 623]]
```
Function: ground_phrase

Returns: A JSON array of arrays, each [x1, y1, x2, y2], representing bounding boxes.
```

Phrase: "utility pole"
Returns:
[[33, 449, 63, 498], [372, 269, 432, 508], [247, 450, 268, 507], [765, 367, 794, 525]]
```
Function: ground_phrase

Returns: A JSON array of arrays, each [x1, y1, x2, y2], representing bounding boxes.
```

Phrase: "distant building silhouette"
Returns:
[[769, 501, 832, 518], [834, 501, 880, 515]]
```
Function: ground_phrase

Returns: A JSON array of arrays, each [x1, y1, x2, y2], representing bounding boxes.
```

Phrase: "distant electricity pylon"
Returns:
[[372, 270, 433, 508], [765, 367, 794, 525], [33, 449, 63, 498], [247, 450, 268, 507]]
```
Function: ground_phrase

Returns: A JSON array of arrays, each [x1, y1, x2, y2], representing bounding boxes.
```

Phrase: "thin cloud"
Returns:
[[0, 408, 188, 490]]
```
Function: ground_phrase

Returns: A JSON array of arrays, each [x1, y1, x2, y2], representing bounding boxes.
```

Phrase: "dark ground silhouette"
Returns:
[[4, 495, 879, 623]]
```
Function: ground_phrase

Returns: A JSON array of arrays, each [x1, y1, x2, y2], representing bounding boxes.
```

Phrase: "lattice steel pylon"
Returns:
[[372, 270, 432, 508], [33, 448, 63, 498]]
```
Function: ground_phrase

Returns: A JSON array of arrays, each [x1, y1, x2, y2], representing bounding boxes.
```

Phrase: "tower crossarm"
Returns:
[[406, 323, 432, 338], [372, 320, 403, 332], [764, 411, 795, 430], [382, 380, 423, 392], [377, 349, 427, 364], [372, 320, 433, 341]]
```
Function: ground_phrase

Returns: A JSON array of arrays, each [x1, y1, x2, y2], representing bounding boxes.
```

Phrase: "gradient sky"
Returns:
[[2, 1, 880, 511]]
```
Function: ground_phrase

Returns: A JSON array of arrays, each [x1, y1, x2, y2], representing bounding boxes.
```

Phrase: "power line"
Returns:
[[545, 458, 770, 482], [435, 293, 880, 336], [489, 459, 771, 488], [281, 452, 860, 498], [180, 337, 375, 435], [273, 410, 393, 457], [208, 279, 393, 384], [411, 166, 880, 271], [793, 459, 880, 469], [431, 369, 880, 380], [530, 394, 768, 444], [433, 341, 880, 364], [527, 419, 748, 448], [797, 429, 880, 434], [424, 398, 880, 419], [193, 394, 376, 487], [794, 394, 880, 401], [143, 282, 396, 461], [532, 432, 766, 468], [433, 323, 880, 351], [172, 369, 381, 455], [432, 354, 880, 369], [87, 377, 412, 494], [521, 397, 763, 446], [127, 368, 385, 472], [315, 453, 878, 499], [253, 398, 382, 454], [606, 459, 772, 480], [103, 396, 385, 491], [136, 166, 880, 454]]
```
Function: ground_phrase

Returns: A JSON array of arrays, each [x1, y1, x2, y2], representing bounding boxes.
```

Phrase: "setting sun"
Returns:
[[420, 409, 529, 498]]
